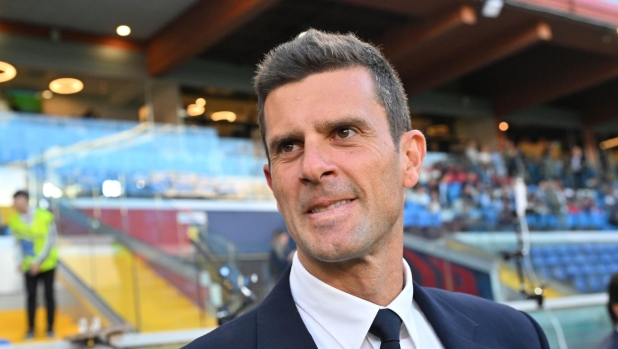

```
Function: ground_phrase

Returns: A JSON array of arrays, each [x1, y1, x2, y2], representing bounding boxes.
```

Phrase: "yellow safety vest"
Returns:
[[8, 209, 59, 272]]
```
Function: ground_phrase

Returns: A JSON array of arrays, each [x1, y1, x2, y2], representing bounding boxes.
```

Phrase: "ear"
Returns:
[[264, 163, 282, 212], [612, 304, 618, 319], [400, 130, 426, 188], [263, 163, 273, 190]]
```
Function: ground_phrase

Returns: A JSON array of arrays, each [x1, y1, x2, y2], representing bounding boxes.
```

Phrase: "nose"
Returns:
[[299, 138, 336, 184]]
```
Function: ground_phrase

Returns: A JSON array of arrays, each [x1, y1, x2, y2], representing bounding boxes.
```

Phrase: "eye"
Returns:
[[280, 143, 297, 153], [335, 127, 356, 139]]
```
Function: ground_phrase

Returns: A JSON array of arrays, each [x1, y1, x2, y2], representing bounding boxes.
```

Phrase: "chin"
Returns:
[[307, 241, 370, 263]]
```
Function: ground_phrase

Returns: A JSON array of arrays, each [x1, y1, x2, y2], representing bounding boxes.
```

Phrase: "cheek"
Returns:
[[271, 166, 297, 199]]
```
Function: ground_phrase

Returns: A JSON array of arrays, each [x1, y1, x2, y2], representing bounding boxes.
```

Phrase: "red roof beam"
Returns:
[[403, 21, 552, 96], [380, 5, 477, 65], [146, 0, 280, 77]]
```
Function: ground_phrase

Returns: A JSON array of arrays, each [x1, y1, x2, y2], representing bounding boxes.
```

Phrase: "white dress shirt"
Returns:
[[290, 253, 445, 349]]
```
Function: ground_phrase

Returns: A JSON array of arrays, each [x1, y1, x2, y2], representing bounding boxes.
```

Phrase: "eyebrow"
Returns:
[[268, 131, 303, 154], [313, 116, 371, 134]]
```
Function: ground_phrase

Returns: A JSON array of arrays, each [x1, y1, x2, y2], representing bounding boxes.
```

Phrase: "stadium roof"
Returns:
[[1, 0, 618, 128]]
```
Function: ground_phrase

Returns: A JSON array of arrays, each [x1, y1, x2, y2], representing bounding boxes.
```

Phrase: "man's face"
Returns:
[[13, 195, 28, 214], [263, 68, 423, 263]]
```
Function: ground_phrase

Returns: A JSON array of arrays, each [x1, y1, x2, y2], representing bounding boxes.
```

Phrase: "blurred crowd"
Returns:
[[405, 139, 618, 234]]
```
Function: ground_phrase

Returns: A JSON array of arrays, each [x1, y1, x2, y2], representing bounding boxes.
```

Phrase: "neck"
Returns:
[[297, 233, 404, 306]]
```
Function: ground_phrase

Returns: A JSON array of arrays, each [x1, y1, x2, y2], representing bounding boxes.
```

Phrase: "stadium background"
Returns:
[[0, 0, 618, 348]]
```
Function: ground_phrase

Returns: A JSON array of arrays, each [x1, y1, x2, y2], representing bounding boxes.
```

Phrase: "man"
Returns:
[[8, 190, 58, 339], [184, 29, 548, 349], [599, 273, 618, 349]]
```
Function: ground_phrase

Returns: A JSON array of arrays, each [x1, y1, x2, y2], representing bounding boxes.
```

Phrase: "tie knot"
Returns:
[[369, 309, 402, 344]]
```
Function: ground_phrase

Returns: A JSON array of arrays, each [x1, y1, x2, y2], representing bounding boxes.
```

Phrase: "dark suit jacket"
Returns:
[[184, 266, 549, 349], [598, 331, 618, 349]]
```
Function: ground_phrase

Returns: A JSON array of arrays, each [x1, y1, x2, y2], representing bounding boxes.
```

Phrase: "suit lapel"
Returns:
[[413, 282, 490, 349], [257, 266, 318, 349]]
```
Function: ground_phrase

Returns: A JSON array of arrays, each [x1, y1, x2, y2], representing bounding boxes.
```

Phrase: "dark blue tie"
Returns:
[[369, 309, 402, 349]]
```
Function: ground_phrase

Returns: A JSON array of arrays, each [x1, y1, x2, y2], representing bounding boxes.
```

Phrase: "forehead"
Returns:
[[263, 68, 384, 138]]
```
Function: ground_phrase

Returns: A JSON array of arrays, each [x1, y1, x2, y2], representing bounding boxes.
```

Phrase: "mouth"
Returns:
[[308, 199, 355, 214]]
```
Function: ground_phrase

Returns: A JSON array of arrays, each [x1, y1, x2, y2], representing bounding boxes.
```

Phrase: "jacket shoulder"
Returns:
[[182, 308, 258, 349], [423, 287, 549, 348]]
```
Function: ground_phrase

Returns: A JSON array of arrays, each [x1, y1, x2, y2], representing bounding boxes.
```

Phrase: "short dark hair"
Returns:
[[13, 190, 29, 200], [608, 273, 618, 324], [254, 29, 411, 158]]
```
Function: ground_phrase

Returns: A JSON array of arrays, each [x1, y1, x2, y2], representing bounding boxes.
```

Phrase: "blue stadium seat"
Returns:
[[526, 215, 538, 229], [566, 264, 583, 278], [578, 213, 592, 230], [417, 210, 432, 228], [590, 211, 609, 230], [403, 208, 417, 228], [429, 213, 442, 228], [552, 266, 567, 281], [447, 182, 462, 203], [573, 276, 588, 293], [588, 276, 603, 293], [566, 213, 577, 229]]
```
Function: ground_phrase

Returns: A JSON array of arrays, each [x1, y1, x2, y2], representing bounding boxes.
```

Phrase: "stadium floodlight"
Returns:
[[0, 61, 17, 83], [482, 0, 504, 18], [116, 25, 131, 37], [102, 180, 122, 198], [49, 78, 83, 94]]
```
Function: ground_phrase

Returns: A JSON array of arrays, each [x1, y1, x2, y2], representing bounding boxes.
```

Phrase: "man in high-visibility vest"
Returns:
[[8, 190, 58, 339]]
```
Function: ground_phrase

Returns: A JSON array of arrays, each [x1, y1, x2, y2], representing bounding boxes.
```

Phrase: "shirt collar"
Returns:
[[289, 253, 417, 349]]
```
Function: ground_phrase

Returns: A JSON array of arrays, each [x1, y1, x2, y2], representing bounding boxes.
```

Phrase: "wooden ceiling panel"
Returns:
[[147, 0, 281, 76], [332, 0, 460, 16], [494, 51, 618, 115], [392, 7, 530, 80], [379, 5, 477, 65]]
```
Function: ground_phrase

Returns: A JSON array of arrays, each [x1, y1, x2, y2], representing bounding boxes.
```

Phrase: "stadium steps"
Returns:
[[60, 243, 217, 332], [0, 308, 77, 344]]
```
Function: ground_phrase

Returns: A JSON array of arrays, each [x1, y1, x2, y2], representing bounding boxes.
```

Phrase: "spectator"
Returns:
[[505, 140, 526, 178], [269, 230, 294, 286], [428, 191, 441, 214], [492, 145, 507, 177], [465, 139, 479, 165], [569, 146, 586, 189], [478, 145, 492, 167]]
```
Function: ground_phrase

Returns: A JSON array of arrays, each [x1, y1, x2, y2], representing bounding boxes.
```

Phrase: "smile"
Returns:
[[309, 199, 354, 214]]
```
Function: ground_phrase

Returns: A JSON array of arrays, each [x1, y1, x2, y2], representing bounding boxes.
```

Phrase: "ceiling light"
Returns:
[[116, 25, 131, 37], [600, 137, 618, 150], [187, 104, 205, 116], [482, 0, 504, 18], [41, 90, 53, 99], [49, 78, 83, 94], [196, 98, 206, 107], [211, 111, 236, 122], [498, 121, 509, 131], [0, 61, 17, 83]]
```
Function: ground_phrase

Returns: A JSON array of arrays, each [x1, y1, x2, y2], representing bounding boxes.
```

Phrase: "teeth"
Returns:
[[311, 200, 351, 213]]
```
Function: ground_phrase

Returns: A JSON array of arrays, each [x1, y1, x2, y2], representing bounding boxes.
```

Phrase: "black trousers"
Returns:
[[25, 268, 56, 331]]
